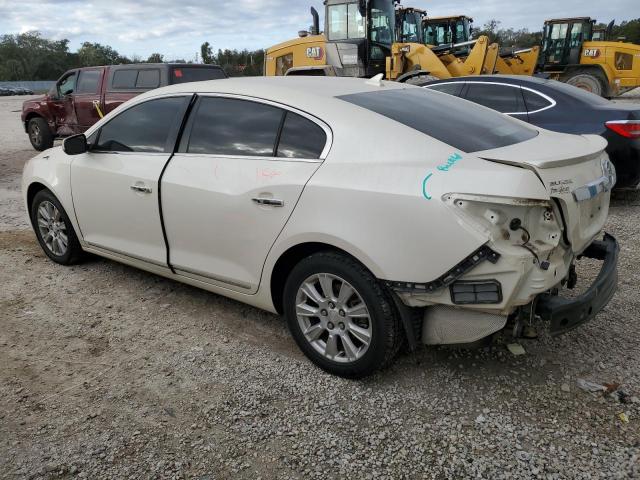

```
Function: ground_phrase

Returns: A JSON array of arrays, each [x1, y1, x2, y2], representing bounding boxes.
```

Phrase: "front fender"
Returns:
[[22, 148, 82, 239]]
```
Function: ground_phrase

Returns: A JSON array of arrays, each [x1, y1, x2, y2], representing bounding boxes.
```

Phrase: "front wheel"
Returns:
[[28, 117, 54, 151], [31, 189, 83, 265], [283, 252, 402, 378], [563, 71, 606, 97]]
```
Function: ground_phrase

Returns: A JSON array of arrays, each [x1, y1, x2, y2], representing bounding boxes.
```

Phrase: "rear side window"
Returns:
[[76, 70, 101, 94], [464, 83, 524, 113], [185, 97, 283, 156], [94, 97, 185, 153], [425, 82, 464, 96], [338, 88, 538, 153], [523, 89, 553, 112], [277, 112, 327, 159], [111, 69, 161, 89], [112, 70, 138, 89], [136, 69, 160, 88], [170, 67, 226, 84]]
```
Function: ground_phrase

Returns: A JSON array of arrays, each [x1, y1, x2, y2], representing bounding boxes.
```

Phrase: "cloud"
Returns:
[[0, 0, 636, 59]]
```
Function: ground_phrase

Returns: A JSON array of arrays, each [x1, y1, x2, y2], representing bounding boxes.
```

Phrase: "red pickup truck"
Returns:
[[22, 63, 227, 150]]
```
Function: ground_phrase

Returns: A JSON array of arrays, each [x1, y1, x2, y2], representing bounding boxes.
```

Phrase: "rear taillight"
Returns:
[[605, 120, 640, 139]]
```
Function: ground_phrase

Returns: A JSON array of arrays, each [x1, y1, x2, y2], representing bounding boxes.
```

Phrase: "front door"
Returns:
[[50, 71, 78, 136], [70, 96, 189, 265], [73, 68, 105, 131], [161, 95, 329, 293]]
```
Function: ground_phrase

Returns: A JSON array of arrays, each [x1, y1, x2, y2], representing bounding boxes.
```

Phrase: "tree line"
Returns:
[[474, 18, 640, 49], [0, 32, 265, 81], [1, 19, 639, 81]]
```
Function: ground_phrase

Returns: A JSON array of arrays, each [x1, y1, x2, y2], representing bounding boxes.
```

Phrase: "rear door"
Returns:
[[161, 95, 330, 293], [103, 67, 162, 115], [73, 68, 105, 131], [71, 95, 190, 264]]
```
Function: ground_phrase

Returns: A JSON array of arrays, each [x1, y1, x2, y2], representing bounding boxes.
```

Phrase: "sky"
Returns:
[[0, 0, 636, 60]]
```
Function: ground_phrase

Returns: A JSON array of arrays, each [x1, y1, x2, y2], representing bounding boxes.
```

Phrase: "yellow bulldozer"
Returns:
[[538, 17, 640, 97], [264, 0, 501, 83], [422, 14, 539, 76]]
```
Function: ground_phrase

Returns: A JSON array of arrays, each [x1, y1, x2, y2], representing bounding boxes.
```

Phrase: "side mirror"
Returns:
[[63, 134, 88, 155]]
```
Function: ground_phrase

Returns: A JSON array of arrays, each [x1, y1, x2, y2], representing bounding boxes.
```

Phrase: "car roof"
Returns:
[[134, 76, 410, 105]]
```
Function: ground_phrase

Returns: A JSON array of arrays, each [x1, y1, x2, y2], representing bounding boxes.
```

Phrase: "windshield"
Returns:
[[424, 19, 469, 46], [369, 0, 395, 46], [401, 12, 423, 43], [337, 87, 539, 153]]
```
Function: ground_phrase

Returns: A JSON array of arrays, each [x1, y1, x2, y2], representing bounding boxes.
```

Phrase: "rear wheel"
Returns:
[[283, 251, 402, 378], [563, 70, 606, 97], [28, 117, 54, 151], [31, 189, 83, 265]]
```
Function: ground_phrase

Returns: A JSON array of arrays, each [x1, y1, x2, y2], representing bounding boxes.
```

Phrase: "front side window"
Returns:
[[338, 88, 538, 153], [58, 73, 77, 96], [76, 70, 101, 94], [277, 112, 327, 159], [185, 97, 283, 156], [569, 23, 583, 48], [94, 97, 185, 153], [464, 83, 523, 113]]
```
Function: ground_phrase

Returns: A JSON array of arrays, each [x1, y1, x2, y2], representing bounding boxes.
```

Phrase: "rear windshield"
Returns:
[[543, 79, 610, 105], [338, 87, 538, 152], [170, 67, 227, 84]]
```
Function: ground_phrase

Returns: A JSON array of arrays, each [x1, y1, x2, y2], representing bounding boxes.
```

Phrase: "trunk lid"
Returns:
[[476, 131, 613, 254]]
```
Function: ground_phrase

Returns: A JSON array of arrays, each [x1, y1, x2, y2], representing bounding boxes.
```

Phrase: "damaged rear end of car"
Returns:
[[394, 131, 618, 345]]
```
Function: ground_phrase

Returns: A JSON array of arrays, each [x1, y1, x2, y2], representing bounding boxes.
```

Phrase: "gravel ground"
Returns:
[[1, 92, 639, 479]]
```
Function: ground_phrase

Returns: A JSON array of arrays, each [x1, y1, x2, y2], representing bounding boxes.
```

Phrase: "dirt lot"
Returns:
[[1, 93, 639, 479]]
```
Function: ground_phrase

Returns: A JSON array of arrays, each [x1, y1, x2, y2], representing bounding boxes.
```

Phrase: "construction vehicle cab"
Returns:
[[423, 15, 473, 47], [265, 0, 498, 82], [539, 17, 640, 97]]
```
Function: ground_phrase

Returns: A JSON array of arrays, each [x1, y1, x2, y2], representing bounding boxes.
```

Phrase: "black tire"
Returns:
[[27, 117, 54, 151], [31, 189, 83, 265], [563, 70, 605, 97], [283, 251, 402, 378]]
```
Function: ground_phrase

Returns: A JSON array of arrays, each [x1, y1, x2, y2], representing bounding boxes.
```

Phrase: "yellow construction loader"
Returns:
[[264, 0, 499, 82], [422, 14, 539, 75], [538, 17, 640, 97]]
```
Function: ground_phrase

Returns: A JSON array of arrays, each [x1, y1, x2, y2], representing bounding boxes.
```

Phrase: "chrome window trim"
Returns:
[[423, 81, 557, 115], [189, 92, 334, 161]]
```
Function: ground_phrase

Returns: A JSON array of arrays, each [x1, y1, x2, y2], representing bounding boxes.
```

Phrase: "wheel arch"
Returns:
[[24, 112, 45, 132], [269, 241, 378, 315], [26, 182, 52, 224]]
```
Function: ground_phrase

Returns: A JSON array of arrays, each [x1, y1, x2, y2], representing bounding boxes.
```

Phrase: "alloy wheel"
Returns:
[[30, 123, 41, 146], [36, 201, 68, 256], [295, 273, 372, 363]]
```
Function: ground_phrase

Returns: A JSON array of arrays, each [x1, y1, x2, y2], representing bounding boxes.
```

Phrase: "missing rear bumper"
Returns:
[[535, 233, 619, 336]]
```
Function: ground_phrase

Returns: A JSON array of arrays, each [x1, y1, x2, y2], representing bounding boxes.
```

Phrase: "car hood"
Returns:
[[476, 130, 612, 254], [23, 95, 47, 107]]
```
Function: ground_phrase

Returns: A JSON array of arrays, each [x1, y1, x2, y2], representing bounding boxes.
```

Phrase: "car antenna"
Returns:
[[366, 73, 385, 87]]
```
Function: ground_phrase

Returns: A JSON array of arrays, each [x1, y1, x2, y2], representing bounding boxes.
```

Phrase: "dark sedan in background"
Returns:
[[420, 75, 640, 189]]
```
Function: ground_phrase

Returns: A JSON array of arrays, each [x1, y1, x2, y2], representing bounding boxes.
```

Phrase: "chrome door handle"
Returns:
[[252, 197, 284, 207], [130, 184, 152, 194]]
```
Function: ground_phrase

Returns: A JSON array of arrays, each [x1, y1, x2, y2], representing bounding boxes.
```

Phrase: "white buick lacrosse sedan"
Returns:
[[23, 77, 618, 377]]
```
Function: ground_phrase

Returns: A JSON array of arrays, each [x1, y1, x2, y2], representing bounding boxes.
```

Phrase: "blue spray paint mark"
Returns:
[[422, 173, 433, 200], [437, 152, 463, 172], [421, 152, 463, 201]]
